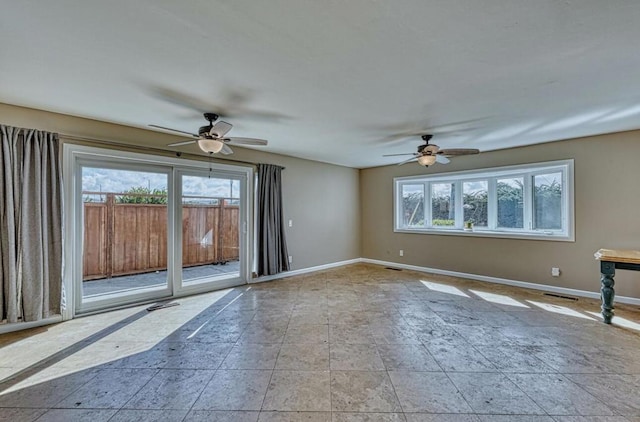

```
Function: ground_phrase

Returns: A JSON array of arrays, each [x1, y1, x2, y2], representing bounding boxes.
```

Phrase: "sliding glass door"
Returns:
[[66, 145, 252, 315], [77, 162, 173, 312], [177, 171, 246, 292]]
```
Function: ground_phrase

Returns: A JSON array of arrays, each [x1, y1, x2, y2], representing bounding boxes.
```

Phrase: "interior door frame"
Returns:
[[63, 144, 254, 319]]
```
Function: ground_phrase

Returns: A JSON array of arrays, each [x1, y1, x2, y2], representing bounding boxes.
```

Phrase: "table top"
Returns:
[[594, 248, 640, 264]]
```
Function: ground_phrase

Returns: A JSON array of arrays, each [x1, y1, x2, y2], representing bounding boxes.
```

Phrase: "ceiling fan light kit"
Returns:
[[198, 138, 224, 154], [417, 154, 437, 166]]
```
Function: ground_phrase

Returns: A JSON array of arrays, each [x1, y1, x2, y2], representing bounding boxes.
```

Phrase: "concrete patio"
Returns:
[[82, 261, 240, 297]]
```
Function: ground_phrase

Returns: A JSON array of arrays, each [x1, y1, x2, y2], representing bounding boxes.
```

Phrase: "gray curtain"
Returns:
[[0, 125, 62, 323], [256, 164, 290, 276]]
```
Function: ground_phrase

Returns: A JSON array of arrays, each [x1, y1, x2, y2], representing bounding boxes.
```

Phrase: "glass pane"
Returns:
[[431, 183, 455, 227], [497, 177, 524, 228], [182, 175, 241, 285], [401, 184, 424, 227], [463, 181, 488, 227], [81, 167, 168, 298], [534, 172, 563, 230]]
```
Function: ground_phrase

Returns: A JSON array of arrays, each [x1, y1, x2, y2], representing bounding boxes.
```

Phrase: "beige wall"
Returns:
[[0, 103, 361, 271], [361, 130, 640, 299], [4, 102, 640, 300]]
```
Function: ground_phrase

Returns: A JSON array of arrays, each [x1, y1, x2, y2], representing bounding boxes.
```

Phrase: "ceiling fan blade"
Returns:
[[383, 153, 415, 157], [225, 137, 268, 146], [397, 156, 418, 166], [438, 148, 480, 156], [167, 140, 198, 147], [436, 155, 450, 164], [150, 124, 199, 137], [209, 121, 233, 137], [220, 144, 234, 155]]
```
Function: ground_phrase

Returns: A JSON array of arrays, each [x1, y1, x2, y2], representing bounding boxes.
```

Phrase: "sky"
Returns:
[[82, 167, 241, 199]]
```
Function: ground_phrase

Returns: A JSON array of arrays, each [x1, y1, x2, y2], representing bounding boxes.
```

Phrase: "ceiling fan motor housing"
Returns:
[[199, 125, 213, 136]]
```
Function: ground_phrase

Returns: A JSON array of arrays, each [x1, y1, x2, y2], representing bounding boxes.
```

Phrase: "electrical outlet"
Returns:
[[288, 219, 293, 227], [288, 255, 293, 264], [399, 250, 404, 257], [551, 267, 561, 277]]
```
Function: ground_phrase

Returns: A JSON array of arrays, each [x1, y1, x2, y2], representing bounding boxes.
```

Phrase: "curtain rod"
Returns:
[[60, 134, 284, 169]]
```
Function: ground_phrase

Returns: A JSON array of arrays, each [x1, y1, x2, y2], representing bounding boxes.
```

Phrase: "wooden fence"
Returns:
[[82, 193, 239, 280]]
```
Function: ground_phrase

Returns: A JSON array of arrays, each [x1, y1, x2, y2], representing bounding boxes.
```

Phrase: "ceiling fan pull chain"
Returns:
[[209, 152, 213, 178]]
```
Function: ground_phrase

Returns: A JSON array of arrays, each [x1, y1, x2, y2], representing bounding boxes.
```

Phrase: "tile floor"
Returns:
[[1, 263, 640, 421]]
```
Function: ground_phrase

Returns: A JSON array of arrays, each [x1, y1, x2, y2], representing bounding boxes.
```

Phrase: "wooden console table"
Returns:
[[594, 248, 640, 324]]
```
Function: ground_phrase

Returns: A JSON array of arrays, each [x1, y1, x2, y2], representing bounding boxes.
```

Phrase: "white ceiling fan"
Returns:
[[150, 113, 268, 155]]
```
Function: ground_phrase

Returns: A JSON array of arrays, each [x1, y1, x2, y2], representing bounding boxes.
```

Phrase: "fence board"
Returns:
[[82, 195, 239, 280], [83, 203, 107, 279]]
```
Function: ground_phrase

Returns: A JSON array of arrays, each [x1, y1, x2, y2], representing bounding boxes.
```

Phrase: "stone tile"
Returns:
[[388, 371, 472, 413], [474, 345, 556, 373], [331, 371, 401, 413], [258, 411, 331, 421], [238, 324, 287, 344], [405, 415, 479, 422], [288, 313, 329, 326], [35, 409, 117, 422], [0, 368, 100, 408], [329, 324, 376, 344], [168, 325, 245, 343], [54, 368, 157, 409], [476, 417, 554, 422], [110, 409, 188, 421], [534, 346, 621, 374], [263, 370, 331, 412], [0, 408, 47, 422], [184, 410, 260, 421], [333, 413, 407, 421], [160, 342, 233, 369], [448, 372, 546, 415], [276, 343, 330, 370], [329, 312, 369, 325], [376, 343, 441, 371], [451, 325, 519, 346], [221, 343, 282, 369], [284, 325, 329, 344], [550, 417, 631, 421], [566, 374, 640, 416], [330, 344, 385, 370], [507, 373, 615, 416], [370, 324, 422, 344], [192, 370, 272, 411], [425, 339, 497, 372], [124, 369, 214, 410]]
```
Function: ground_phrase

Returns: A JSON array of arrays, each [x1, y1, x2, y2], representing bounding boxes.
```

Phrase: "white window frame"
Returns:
[[394, 159, 574, 241]]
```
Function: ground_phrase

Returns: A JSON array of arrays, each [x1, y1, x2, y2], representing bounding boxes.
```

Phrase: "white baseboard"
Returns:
[[361, 258, 640, 306], [0, 315, 63, 335], [250, 258, 362, 284]]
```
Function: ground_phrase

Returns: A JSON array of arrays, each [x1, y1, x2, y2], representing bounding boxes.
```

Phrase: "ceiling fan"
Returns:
[[150, 113, 268, 155], [383, 135, 480, 166]]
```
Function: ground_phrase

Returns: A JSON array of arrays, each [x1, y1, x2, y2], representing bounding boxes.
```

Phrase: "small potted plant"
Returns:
[[464, 220, 474, 231]]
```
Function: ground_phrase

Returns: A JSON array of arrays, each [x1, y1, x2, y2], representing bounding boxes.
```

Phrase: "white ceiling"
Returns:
[[2, 1, 640, 168]]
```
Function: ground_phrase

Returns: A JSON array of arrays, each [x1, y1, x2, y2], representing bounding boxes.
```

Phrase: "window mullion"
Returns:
[[422, 182, 428, 227], [487, 178, 497, 230], [426, 182, 432, 228], [454, 180, 463, 229], [523, 173, 533, 231]]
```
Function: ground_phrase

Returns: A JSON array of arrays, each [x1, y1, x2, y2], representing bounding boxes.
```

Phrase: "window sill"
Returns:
[[394, 227, 574, 242]]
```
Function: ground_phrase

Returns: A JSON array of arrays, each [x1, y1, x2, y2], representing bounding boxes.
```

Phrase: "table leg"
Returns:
[[600, 261, 615, 324]]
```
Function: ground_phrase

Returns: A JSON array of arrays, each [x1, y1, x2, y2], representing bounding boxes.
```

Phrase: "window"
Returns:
[[394, 160, 574, 241]]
